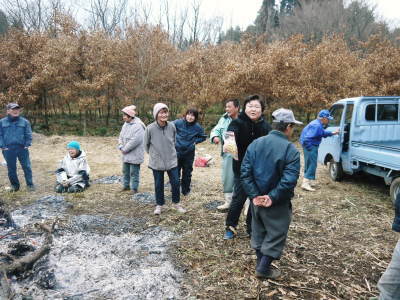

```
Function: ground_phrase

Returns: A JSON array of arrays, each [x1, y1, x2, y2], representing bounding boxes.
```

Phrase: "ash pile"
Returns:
[[0, 196, 182, 299]]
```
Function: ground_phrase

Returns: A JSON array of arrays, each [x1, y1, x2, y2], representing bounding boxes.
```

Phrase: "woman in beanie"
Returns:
[[144, 103, 186, 215], [55, 141, 90, 193], [118, 105, 145, 194], [173, 108, 206, 196]]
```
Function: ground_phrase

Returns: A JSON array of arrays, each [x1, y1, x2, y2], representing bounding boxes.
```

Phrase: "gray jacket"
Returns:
[[144, 121, 177, 171], [118, 117, 146, 164]]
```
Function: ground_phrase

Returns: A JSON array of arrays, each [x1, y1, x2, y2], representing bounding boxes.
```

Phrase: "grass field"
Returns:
[[0, 134, 397, 299]]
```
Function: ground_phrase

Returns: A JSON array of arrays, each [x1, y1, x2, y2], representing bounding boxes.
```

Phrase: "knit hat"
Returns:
[[121, 105, 137, 117], [153, 103, 169, 120], [67, 141, 81, 151]]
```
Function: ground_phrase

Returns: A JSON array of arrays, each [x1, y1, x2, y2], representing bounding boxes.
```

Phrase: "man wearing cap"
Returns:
[[118, 105, 146, 194], [241, 108, 302, 279], [299, 109, 339, 191], [0, 103, 34, 192]]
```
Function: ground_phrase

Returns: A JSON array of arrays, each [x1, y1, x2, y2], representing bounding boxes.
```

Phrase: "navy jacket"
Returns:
[[393, 191, 400, 232], [173, 118, 206, 156], [227, 112, 271, 176], [300, 119, 333, 149], [241, 130, 300, 206], [0, 115, 32, 148]]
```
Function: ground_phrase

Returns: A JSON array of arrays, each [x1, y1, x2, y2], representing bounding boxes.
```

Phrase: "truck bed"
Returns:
[[351, 141, 400, 171]]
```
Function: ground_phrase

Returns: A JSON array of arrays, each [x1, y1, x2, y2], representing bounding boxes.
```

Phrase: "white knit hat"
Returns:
[[153, 103, 169, 120]]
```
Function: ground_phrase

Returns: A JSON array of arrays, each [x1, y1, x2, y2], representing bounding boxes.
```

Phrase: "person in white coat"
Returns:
[[118, 105, 145, 194], [55, 141, 90, 193]]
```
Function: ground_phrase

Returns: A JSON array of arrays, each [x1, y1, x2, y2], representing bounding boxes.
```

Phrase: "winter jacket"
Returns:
[[227, 111, 271, 176], [57, 150, 90, 187], [393, 191, 400, 232], [144, 121, 178, 171], [241, 130, 300, 207], [173, 118, 206, 156], [0, 115, 32, 149], [118, 117, 146, 164], [210, 113, 233, 156], [300, 119, 333, 150]]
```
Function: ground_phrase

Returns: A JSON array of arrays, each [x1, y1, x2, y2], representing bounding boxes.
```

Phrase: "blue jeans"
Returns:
[[177, 150, 195, 195], [303, 145, 318, 180], [152, 167, 180, 206], [122, 163, 140, 191], [2, 145, 33, 188]]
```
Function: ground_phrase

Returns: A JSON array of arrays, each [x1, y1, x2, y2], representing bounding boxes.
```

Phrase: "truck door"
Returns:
[[342, 103, 354, 152], [318, 104, 344, 163]]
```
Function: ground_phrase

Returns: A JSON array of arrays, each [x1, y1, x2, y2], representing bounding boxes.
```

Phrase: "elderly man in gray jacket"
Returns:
[[118, 105, 145, 194], [144, 103, 186, 215]]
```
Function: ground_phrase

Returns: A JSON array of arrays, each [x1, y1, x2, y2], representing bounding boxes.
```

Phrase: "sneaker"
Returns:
[[223, 226, 237, 240], [9, 185, 20, 192], [174, 204, 187, 213], [27, 185, 36, 192], [154, 205, 162, 215], [217, 201, 230, 211], [255, 266, 282, 279], [301, 179, 315, 192]]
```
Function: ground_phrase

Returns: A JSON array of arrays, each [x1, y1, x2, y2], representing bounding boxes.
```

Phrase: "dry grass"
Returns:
[[0, 134, 396, 299]]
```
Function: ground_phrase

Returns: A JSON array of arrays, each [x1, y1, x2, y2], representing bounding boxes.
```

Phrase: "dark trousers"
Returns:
[[2, 146, 33, 189], [152, 167, 180, 206], [177, 150, 195, 195], [225, 174, 252, 234], [251, 203, 292, 259]]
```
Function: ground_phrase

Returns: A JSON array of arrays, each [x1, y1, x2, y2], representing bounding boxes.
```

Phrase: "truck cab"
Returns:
[[318, 96, 400, 203]]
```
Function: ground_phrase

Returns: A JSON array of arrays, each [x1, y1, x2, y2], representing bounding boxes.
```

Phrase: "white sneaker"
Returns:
[[174, 204, 187, 213], [310, 180, 318, 187], [217, 193, 232, 211], [154, 205, 162, 215], [301, 179, 316, 192]]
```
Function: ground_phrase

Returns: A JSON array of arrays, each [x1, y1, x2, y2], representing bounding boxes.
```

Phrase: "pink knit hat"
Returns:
[[153, 103, 168, 120], [122, 105, 137, 117]]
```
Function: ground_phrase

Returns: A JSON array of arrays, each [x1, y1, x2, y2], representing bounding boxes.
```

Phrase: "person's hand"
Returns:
[[253, 195, 272, 207], [262, 195, 273, 208], [333, 129, 340, 135], [213, 137, 220, 144], [62, 180, 69, 187]]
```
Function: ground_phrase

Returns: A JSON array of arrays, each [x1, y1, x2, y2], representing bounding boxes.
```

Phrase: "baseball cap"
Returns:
[[318, 109, 333, 120], [272, 108, 303, 124], [6, 103, 20, 110]]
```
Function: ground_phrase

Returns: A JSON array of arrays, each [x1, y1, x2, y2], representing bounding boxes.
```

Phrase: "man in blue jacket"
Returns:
[[0, 103, 34, 192], [299, 109, 339, 191], [241, 108, 302, 279]]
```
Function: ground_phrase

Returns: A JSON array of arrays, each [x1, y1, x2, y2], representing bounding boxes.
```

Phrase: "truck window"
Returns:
[[365, 104, 375, 121], [377, 104, 398, 121], [329, 104, 344, 127]]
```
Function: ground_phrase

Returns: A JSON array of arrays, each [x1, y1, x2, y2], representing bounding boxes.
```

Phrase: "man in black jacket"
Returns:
[[223, 95, 271, 240], [241, 108, 302, 279]]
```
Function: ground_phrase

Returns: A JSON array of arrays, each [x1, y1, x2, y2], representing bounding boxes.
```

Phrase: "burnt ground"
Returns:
[[0, 134, 397, 299]]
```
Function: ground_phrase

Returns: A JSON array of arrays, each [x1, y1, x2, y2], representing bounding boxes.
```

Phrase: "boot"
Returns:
[[217, 193, 232, 211], [256, 255, 281, 279], [243, 198, 250, 216], [301, 178, 315, 192]]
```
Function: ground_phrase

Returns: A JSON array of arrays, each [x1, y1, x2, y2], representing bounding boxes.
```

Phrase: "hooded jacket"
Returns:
[[118, 116, 146, 164], [58, 150, 90, 187], [0, 115, 32, 148], [144, 103, 178, 171], [173, 118, 206, 156], [227, 111, 271, 176]]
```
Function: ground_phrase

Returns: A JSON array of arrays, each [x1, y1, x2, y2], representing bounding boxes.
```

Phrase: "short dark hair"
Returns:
[[225, 98, 240, 108], [185, 108, 199, 122], [272, 121, 294, 132], [243, 95, 265, 112]]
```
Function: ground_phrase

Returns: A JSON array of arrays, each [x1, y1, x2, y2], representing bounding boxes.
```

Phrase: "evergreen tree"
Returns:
[[0, 10, 9, 35], [254, 0, 276, 34], [280, 0, 300, 16]]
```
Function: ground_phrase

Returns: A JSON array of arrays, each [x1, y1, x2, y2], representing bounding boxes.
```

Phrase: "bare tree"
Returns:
[[88, 0, 128, 35]]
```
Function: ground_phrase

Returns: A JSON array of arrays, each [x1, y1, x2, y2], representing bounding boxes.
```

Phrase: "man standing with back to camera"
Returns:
[[0, 103, 35, 192]]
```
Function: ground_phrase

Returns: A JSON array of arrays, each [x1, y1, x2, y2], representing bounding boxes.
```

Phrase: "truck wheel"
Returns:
[[390, 177, 400, 205], [329, 158, 344, 181]]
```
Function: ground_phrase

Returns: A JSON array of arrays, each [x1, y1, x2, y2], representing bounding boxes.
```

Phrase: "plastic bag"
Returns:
[[195, 156, 213, 167], [223, 131, 238, 160]]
